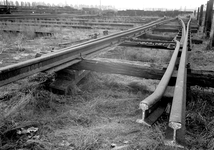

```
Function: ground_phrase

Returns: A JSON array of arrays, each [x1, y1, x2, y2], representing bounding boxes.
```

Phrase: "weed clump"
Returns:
[[0, 72, 165, 150], [186, 86, 214, 149]]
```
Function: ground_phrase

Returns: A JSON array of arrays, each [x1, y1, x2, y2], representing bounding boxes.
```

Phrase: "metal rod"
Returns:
[[137, 18, 185, 125]]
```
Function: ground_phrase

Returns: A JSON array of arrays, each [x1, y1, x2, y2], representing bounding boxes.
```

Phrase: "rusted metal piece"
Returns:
[[165, 18, 191, 148], [0, 17, 176, 87], [136, 18, 185, 126]]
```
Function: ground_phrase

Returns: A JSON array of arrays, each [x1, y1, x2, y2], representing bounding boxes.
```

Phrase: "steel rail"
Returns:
[[0, 17, 176, 87], [0, 19, 135, 27], [166, 18, 191, 147], [0, 14, 99, 20], [38, 17, 173, 54], [136, 18, 185, 126], [1, 17, 165, 54], [179, 18, 186, 45], [0, 22, 133, 30]]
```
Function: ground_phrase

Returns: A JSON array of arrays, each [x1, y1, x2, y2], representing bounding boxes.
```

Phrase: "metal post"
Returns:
[[197, 7, 200, 20], [199, 5, 204, 26], [204, 1, 209, 33], [206, 0, 214, 37]]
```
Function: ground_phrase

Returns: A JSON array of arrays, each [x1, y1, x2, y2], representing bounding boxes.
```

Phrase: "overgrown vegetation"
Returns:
[[99, 46, 173, 68], [186, 27, 214, 150], [186, 86, 214, 150], [0, 19, 213, 150], [0, 73, 165, 149]]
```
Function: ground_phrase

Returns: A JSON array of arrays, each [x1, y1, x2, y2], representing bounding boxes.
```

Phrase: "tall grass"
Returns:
[[0, 31, 34, 52], [186, 86, 214, 150], [0, 72, 165, 150], [100, 46, 172, 67]]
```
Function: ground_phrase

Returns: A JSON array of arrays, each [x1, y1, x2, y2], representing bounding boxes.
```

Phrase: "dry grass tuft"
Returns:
[[0, 72, 165, 150], [99, 46, 172, 68], [186, 86, 214, 149]]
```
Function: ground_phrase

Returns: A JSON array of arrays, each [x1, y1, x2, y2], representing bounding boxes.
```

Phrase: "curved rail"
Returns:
[[51, 17, 170, 53], [179, 18, 186, 45], [167, 18, 191, 147], [136, 18, 186, 125], [0, 17, 176, 87]]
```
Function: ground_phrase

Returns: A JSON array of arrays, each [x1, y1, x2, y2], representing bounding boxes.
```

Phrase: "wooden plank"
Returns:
[[192, 39, 203, 44], [70, 58, 165, 80], [158, 25, 180, 29], [152, 28, 179, 33], [119, 41, 175, 50], [69, 58, 214, 88], [138, 33, 174, 41]]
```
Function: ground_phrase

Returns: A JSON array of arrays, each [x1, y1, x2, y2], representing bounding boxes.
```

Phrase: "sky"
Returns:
[[6, 0, 209, 10]]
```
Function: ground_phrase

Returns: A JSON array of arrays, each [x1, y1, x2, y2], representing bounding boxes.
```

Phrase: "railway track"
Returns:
[[0, 16, 195, 148], [0, 21, 134, 30], [0, 15, 155, 31], [0, 14, 157, 22], [0, 14, 99, 20], [136, 17, 191, 147], [0, 17, 175, 87]]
